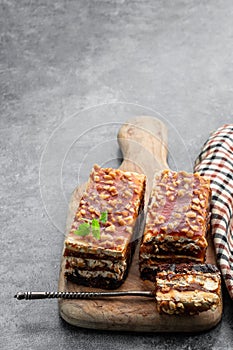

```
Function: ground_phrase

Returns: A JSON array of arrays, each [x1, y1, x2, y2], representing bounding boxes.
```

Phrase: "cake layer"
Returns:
[[139, 169, 211, 281], [64, 164, 146, 289], [155, 263, 221, 315], [64, 255, 129, 288]]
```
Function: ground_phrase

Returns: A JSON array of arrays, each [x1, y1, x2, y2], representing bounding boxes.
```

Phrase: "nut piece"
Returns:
[[126, 227, 133, 233], [105, 224, 115, 232], [191, 225, 199, 232], [177, 302, 184, 309], [117, 215, 126, 226], [104, 174, 113, 180], [192, 198, 200, 205], [186, 231, 194, 238], [105, 180, 114, 185], [186, 211, 196, 218], [169, 301, 176, 310], [109, 171, 116, 178], [109, 186, 118, 196], [124, 190, 132, 197], [100, 193, 110, 200]]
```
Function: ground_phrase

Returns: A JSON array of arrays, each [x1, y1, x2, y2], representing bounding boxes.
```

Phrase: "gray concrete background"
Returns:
[[1, 1, 233, 349]]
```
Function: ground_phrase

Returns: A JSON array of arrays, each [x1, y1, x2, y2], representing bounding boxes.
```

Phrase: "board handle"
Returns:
[[118, 116, 169, 198]]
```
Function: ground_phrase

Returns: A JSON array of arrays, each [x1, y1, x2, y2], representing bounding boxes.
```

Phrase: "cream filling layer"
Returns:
[[76, 269, 124, 280], [64, 237, 127, 258], [65, 256, 127, 280], [156, 290, 220, 308], [140, 254, 203, 264], [143, 233, 207, 249], [157, 273, 219, 292], [65, 256, 127, 274]]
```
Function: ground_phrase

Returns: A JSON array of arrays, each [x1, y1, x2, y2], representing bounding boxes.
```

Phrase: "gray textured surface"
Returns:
[[1, 1, 233, 349]]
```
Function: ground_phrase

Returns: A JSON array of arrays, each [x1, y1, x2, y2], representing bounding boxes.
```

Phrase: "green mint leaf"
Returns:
[[73, 212, 108, 240], [74, 222, 90, 236], [91, 219, 100, 239], [100, 211, 108, 223]]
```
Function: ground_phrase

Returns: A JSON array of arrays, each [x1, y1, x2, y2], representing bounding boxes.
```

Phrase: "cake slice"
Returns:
[[155, 263, 221, 315], [139, 170, 211, 281], [64, 164, 146, 289]]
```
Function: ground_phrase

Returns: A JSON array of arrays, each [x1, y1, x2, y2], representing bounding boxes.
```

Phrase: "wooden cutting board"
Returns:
[[58, 116, 222, 332]]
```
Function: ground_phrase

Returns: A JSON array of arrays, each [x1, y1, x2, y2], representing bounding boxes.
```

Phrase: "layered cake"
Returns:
[[139, 170, 211, 281], [155, 263, 221, 315], [64, 164, 146, 289]]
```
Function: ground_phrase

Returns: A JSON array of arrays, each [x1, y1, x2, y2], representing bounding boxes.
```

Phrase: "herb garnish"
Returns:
[[100, 211, 108, 223], [74, 211, 108, 239]]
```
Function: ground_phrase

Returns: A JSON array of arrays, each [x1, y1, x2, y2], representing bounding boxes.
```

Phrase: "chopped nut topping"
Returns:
[[178, 189, 185, 197], [169, 301, 176, 310], [124, 190, 131, 197], [200, 200, 206, 208], [158, 215, 166, 222], [184, 177, 192, 184], [150, 211, 157, 219], [168, 222, 177, 230], [186, 231, 194, 238], [192, 198, 200, 205], [186, 211, 196, 218], [118, 218, 126, 226], [191, 225, 199, 231], [105, 225, 115, 232], [109, 170, 116, 178], [177, 302, 184, 309], [105, 180, 114, 185], [109, 199, 118, 206], [191, 204, 200, 211], [104, 174, 113, 180], [100, 193, 110, 200], [167, 190, 174, 196]]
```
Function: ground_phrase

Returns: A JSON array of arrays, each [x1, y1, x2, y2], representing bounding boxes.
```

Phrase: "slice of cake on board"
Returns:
[[139, 169, 211, 281], [64, 164, 146, 289]]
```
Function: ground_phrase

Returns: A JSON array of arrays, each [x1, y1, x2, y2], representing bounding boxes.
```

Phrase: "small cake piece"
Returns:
[[155, 263, 221, 315], [139, 170, 211, 281], [64, 164, 146, 289]]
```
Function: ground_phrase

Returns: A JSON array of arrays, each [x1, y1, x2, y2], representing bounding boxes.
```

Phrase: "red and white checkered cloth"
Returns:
[[194, 124, 233, 299]]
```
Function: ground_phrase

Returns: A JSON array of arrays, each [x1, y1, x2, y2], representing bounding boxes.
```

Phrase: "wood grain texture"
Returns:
[[58, 116, 222, 332]]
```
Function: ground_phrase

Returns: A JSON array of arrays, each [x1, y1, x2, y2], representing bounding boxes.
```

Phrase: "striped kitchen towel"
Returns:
[[194, 124, 233, 299]]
